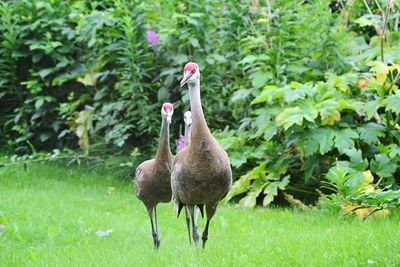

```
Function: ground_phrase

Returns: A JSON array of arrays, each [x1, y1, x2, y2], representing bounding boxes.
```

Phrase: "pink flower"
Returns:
[[176, 135, 185, 152], [146, 30, 158, 45]]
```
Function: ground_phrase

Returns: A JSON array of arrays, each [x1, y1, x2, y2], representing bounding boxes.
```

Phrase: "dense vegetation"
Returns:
[[1, 0, 399, 213]]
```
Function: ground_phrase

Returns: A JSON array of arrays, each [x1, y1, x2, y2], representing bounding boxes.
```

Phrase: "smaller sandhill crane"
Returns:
[[181, 111, 196, 244], [134, 103, 174, 249], [183, 111, 192, 147]]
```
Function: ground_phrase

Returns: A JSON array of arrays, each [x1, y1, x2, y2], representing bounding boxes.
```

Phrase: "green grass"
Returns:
[[0, 163, 399, 267]]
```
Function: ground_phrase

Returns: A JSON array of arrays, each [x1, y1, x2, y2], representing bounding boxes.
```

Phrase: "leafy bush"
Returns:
[[320, 164, 400, 218], [220, 0, 400, 208]]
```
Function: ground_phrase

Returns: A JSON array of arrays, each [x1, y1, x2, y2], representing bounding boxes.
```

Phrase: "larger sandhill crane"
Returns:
[[171, 63, 232, 248], [135, 103, 174, 249]]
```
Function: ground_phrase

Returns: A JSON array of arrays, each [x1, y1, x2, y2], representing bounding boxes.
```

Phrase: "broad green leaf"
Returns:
[[262, 194, 274, 206], [370, 154, 397, 178], [77, 72, 97, 87], [276, 107, 303, 130], [318, 129, 335, 154], [383, 91, 400, 115], [357, 122, 385, 144], [230, 151, 248, 168], [343, 148, 363, 163], [38, 68, 53, 79], [277, 175, 290, 189], [318, 99, 341, 125], [354, 17, 373, 27], [364, 99, 380, 119], [240, 55, 257, 65], [298, 100, 318, 123], [303, 137, 319, 157], [35, 98, 44, 109], [304, 128, 335, 155], [226, 163, 267, 202], [334, 128, 359, 153], [226, 173, 253, 201], [300, 156, 317, 182], [251, 86, 282, 104], [263, 125, 278, 141], [239, 180, 265, 208], [39, 132, 51, 142], [283, 84, 311, 103], [231, 89, 252, 103], [276, 102, 318, 130], [189, 38, 199, 47], [250, 71, 272, 89], [388, 144, 400, 159]]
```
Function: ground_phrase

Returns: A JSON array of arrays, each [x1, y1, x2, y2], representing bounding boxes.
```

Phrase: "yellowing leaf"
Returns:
[[77, 72, 98, 87], [68, 105, 95, 151], [341, 203, 389, 219], [376, 72, 387, 85], [362, 170, 374, 184]]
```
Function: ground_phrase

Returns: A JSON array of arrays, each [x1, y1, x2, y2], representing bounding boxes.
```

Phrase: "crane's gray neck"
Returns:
[[155, 117, 171, 162], [184, 124, 192, 146], [188, 79, 210, 138]]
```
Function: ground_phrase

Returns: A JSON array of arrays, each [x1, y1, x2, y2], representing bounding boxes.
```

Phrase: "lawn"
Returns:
[[0, 163, 399, 267]]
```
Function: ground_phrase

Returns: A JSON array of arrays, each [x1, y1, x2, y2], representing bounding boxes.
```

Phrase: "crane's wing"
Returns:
[[171, 149, 186, 217]]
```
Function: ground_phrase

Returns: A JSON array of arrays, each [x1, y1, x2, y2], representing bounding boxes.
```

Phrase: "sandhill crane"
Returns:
[[181, 111, 196, 245], [135, 103, 174, 249], [171, 63, 232, 248]]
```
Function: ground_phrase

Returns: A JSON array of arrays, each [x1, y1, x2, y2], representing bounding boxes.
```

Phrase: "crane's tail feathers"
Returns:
[[198, 204, 204, 219], [177, 204, 184, 218], [172, 195, 184, 218]]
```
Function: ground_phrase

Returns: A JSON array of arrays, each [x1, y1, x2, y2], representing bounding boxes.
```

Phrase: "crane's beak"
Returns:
[[166, 110, 173, 124], [184, 118, 192, 126], [180, 73, 192, 87]]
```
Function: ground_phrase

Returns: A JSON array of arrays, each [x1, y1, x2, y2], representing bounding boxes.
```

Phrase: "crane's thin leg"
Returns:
[[147, 207, 159, 249], [187, 205, 199, 247], [195, 206, 200, 224], [184, 206, 191, 244], [202, 205, 217, 249], [153, 206, 160, 248], [202, 220, 210, 249]]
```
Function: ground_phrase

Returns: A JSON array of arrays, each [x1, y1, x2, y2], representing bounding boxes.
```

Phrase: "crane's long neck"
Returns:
[[184, 124, 191, 146], [188, 79, 211, 141], [155, 118, 172, 163]]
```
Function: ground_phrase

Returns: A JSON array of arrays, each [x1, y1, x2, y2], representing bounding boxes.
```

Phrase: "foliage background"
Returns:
[[1, 0, 399, 211]]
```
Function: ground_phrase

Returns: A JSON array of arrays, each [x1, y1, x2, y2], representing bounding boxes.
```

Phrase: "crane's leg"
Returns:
[[147, 207, 159, 249], [202, 205, 217, 249], [187, 205, 199, 247], [184, 206, 191, 244], [153, 206, 160, 248]]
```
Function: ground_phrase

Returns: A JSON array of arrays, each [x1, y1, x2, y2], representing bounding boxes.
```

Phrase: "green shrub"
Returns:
[[219, 0, 400, 208]]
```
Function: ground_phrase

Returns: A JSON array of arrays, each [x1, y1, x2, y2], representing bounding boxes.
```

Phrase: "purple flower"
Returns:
[[146, 30, 158, 45], [176, 135, 185, 152]]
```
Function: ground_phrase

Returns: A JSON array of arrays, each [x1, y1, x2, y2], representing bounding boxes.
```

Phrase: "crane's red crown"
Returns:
[[162, 103, 173, 111], [184, 62, 198, 74]]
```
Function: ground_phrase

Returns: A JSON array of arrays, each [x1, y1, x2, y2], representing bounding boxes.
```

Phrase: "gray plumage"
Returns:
[[135, 103, 174, 249], [171, 63, 232, 248]]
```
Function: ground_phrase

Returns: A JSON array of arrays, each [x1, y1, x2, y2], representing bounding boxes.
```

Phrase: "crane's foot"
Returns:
[[202, 236, 208, 249], [201, 220, 210, 249], [193, 232, 199, 248], [152, 233, 160, 250]]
